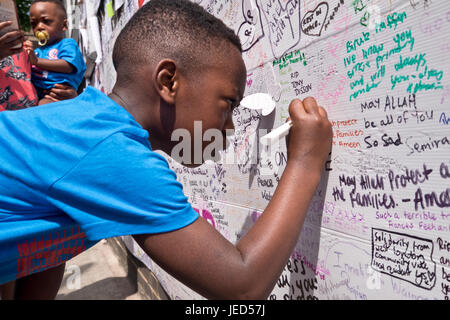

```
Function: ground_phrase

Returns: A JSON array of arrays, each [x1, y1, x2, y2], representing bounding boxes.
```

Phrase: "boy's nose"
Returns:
[[223, 113, 235, 132], [222, 114, 235, 151]]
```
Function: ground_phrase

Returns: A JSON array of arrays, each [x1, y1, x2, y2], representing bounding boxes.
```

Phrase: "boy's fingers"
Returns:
[[11, 38, 23, 47], [52, 83, 72, 91], [317, 106, 328, 119], [0, 30, 23, 44], [10, 47, 22, 55], [0, 21, 13, 29], [49, 86, 77, 99], [49, 87, 68, 97], [288, 99, 307, 120], [43, 94, 57, 102], [302, 97, 320, 115]]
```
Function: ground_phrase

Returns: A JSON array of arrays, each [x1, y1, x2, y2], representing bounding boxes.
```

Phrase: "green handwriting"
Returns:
[[376, 11, 407, 33], [273, 49, 307, 70], [395, 53, 427, 72]]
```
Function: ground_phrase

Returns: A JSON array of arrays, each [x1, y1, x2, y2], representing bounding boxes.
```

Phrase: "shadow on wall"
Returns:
[[239, 169, 330, 300], [248, 110, 276, 189], [56, 276, 137, 300], [285, 171, 329, 300], [55, 246, 139, 300]]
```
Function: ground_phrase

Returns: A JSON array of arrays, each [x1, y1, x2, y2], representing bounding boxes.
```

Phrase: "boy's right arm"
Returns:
[[133, 97, 332, 299], [31, 57, 74, 74]]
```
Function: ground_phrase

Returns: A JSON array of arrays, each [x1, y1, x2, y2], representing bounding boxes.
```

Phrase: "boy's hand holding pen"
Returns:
[[241, 93, 332, 172], [285, 98, 332, 173]]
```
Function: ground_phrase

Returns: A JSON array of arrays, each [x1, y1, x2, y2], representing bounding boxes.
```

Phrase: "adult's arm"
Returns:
[[133, 97, 332, 299], [43, 83, 78, 102]]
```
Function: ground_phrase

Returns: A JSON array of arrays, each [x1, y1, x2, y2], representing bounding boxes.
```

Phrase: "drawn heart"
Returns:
[[301, 2, 329, 37], [428, 271, 436, 282], [238, 22, 256, 50]]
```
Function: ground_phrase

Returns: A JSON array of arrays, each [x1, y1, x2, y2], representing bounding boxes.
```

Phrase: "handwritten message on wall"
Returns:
[[90, 0, 449, 300]]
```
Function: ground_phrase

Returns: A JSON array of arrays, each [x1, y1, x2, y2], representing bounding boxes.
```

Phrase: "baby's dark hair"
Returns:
[[113, 0, 242, 78], [31, 0, 67, 18]]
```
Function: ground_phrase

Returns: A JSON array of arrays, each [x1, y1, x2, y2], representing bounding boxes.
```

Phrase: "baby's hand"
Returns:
[[23, 40, 33, 52], [23, 40, 38, 65]]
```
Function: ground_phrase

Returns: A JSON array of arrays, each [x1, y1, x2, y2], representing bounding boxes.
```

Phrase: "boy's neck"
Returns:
[[45, 36, 64, 46], [108, 85, 170, 154], [109, 70, 160, 127]]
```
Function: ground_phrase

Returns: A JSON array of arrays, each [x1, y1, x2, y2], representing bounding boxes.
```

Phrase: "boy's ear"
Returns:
[[62, 19, 68, 31], [154, 59, 178, 105]]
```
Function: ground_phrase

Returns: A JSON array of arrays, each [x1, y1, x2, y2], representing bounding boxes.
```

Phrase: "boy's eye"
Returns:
[[226, 99, 236, 110]]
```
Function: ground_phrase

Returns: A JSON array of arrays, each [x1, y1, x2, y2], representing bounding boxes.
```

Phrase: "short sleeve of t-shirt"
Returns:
[[54, 38, 85, 74], [46, 131, 199, 241]]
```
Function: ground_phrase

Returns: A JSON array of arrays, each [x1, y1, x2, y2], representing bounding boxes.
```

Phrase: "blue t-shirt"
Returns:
[[0, 87, 199, 284], [31, 38, 86, 90]]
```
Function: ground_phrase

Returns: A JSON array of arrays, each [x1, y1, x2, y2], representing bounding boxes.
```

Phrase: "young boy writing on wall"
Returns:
[[23, 0, 85, 105], [0, 0, 332, 299]]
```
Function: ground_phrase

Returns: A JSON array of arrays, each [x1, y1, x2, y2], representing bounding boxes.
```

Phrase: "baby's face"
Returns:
[[30, 2, 67, 46]]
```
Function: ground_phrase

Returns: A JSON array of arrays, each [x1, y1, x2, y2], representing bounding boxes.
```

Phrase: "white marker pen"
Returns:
[[260, 120, 293, 145]]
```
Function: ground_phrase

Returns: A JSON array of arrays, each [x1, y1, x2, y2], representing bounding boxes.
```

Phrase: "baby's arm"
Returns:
[[23, 40, 73, 74]]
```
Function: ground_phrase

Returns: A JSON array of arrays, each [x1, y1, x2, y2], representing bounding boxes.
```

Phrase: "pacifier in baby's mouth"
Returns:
[[35, 31, 49, 46]]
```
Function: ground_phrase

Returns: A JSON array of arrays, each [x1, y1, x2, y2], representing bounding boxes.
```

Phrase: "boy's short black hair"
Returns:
[[31, 0, 67, 18], [113, 0, 242, 78]]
